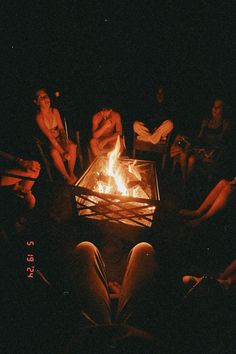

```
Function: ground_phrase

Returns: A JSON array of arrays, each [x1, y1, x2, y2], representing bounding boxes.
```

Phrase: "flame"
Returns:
[[96, 136, 148, 198], [107, 135, 121, 176], [128, 161, 141, 181]]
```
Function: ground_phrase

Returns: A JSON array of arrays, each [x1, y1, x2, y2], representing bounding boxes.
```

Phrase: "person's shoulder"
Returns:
[[35, 111, 43, 122], [112, 111, 121, 119], [93, 111, 101, 120], [52, 107, 60, 116]]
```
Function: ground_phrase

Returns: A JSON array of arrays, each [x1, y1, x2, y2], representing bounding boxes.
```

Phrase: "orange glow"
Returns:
[[94, 136, 148, 199]]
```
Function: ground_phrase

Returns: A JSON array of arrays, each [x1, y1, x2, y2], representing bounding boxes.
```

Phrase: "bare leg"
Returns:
[[65, 142, 77, 179], [1, 168, 40, 208], [67, 241, 111, 325], [0, 168, 38, 188], [186, 154, 196, 180], [180, 179, 230, 218], [189, 182, 233, 226], [90, 138, 101, 157], [50, 148, 74, 184], [218, 259, 236, 286], [116, 242, 159, 331]]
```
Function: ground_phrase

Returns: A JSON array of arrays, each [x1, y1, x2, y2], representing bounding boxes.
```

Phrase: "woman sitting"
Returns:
[[179, 178, 236, 227], [172, 98, 230, 181], [34, 89, 77, 184]]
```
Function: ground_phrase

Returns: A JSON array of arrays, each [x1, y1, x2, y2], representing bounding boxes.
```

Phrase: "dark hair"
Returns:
[[34, 88, 48, 100]]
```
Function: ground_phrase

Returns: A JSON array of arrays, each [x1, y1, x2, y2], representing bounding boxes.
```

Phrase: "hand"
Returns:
[[104, 119, 112, 129], [98, 140, 105, 150], [63, 152, 71, 161], [20, 160, 41, 172]]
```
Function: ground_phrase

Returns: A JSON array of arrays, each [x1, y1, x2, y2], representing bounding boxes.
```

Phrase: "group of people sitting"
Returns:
[[1, 85, 235, 225], [1, 85, 236, 353]]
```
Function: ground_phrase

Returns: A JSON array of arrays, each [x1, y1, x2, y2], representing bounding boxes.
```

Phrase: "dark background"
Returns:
[[1, 1, 236, 154]]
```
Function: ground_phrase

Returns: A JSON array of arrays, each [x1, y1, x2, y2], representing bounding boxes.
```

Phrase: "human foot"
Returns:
[[179, 209, 199, 218], [67, 175, 78, 185]]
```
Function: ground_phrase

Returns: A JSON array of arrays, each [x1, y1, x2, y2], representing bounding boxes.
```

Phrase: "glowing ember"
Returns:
[[74, 140, 160, 228]]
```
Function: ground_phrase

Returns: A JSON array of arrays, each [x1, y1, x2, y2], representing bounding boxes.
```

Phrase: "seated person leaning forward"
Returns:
[[89, 107, 124, 157], [34, 89, 77, 184], [133, 85, 174, 144], [0, 150, 40, 209]]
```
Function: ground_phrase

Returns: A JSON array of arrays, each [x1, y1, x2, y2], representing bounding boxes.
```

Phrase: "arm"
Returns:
[[98, 113, 122, 148], [35, 112, 64, 155], [0, 150, 40, 172], [92, 113, 112, 139], [53, 108, 67, 146], [0, 150, 17, 162]]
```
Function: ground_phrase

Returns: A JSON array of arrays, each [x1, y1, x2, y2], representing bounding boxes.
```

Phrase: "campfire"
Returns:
[[74, 137, 160, 228]]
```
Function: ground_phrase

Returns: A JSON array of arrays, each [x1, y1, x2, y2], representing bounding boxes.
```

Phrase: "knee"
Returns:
[[68, 142, 77, 153], [31, 169, 40, 179], [131, 242, 155, 260], [219, 179, 229, 188], [133, 120, 142, 132], [74, 241, 98, 258], [50, 148, 60, 158]]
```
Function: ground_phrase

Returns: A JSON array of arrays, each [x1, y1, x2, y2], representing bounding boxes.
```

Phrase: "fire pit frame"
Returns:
[[73, 157, 160, 228]]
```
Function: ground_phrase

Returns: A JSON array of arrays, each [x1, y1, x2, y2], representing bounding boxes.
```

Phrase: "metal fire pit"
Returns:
[[73, 156, 160, 228]]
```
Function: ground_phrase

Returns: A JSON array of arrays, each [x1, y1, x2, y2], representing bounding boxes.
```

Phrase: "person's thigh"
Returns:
[[66, 241, 112, 325], [116, 242, 160, 331]]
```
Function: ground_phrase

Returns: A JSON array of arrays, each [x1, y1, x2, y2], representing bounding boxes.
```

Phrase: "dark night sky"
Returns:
[[1, 1, 236, 151]]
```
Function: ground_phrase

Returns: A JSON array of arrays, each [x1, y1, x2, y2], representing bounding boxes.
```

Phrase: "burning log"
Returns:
[[74, 137, 160, 228]]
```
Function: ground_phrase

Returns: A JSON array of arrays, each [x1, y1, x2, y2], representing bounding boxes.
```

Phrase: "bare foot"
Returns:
[[179, 209, 198, 218], [67, 175, 78, 185], [187, 218, 203, 228]]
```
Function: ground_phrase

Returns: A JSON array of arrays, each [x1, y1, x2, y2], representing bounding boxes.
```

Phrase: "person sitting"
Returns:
[[89, 107, 124, 157], [62, 241, 162, 353], [179, 177, 236, 227], [34, 88, 77, 184], [0, 150, 40, 209], [133, 85, 174, 144], [172, 98, 230, 181]]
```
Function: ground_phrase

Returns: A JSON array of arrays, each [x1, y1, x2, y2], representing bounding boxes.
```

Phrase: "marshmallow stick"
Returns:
[[64, 118, 69, 143]]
